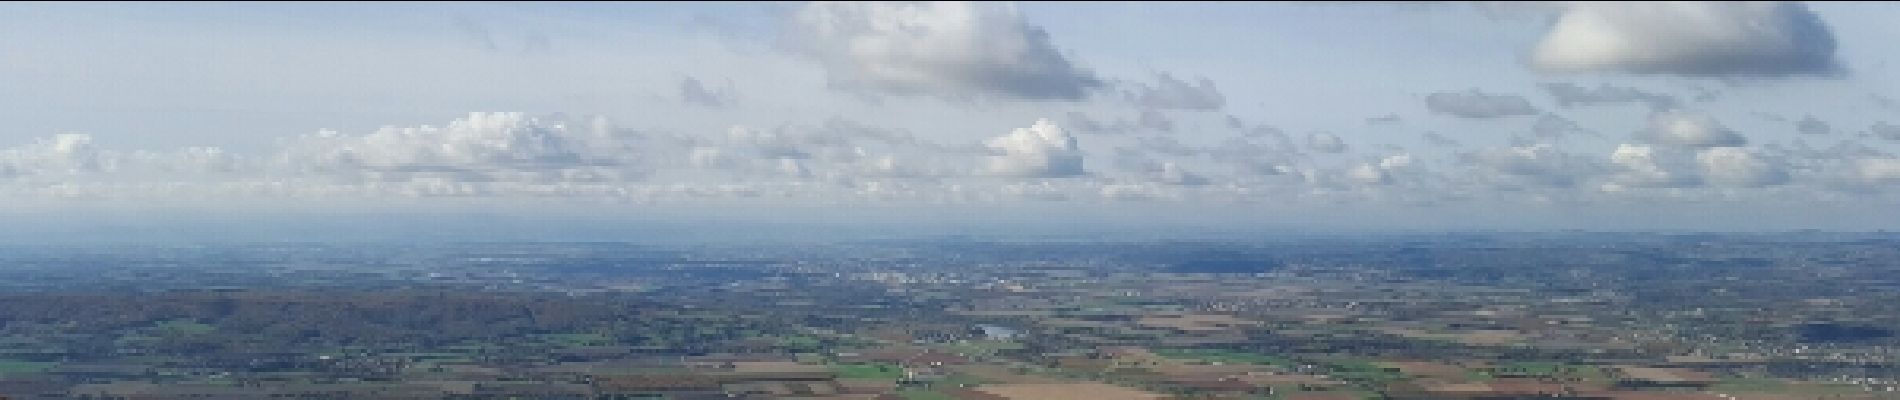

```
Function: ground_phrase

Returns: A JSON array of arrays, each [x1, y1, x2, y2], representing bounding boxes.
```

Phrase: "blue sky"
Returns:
[[2, 1, 1899, 231]]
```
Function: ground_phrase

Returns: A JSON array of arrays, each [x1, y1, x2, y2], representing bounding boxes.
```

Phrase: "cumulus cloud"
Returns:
[[1539, 82, 1677, 110], [686, 126, 828, 178], [1859, 158, 1900, 184], [1124, 72, 1224, 110], [281, 112, 645, 184], [1343, 153, 1420, 186], [1637, 110, 1746, 148], [1461, 143, 1598, 188], [1, 133, 250, 189], [1529, 2, 1843, 77], [1379, 153, 1414, 170], [1796, 115, 1832, 135], [983, 118, 1084, 177], [686, 118, 961, 183], [1206, 136, 1298, 177], [0, 134, 104, 178], [1424, 89, 1539, 119], [1100, 183, 1168, 201], [1156, 162, 1210, 186], [680, 77, 737, 108], [13, 107, 1899, 206], [788, 1, 1102, 100], [126, 147, 241, 175], [1306, 132, 1347, 153], [1608, 143, 1702, 188], [1346, 163, 1391, 185], [1697, 147, 1788, 188], [1870, 122, 1900, 141]]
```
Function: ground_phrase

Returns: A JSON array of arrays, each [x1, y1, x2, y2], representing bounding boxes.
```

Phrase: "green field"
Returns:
[[0, 360, 58, 374], [937, 373, 984, 388], [943, 340, 1024, 356], [775, 335, 823, 349], [833, 363, 904, 379], [1321, 359, 1405, 384], [1712, 378, 1866, 396], [533, 333, 611, 346], [1489, 361, 1568, 375], [1713, 377, 1788, 392], [1154, 348, 1297, 367], [897, 389, 958, 400], [155, 319, 216, 335]]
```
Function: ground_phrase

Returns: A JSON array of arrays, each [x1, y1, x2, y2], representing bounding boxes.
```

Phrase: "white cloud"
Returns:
[[1697, 147, 1788, 188], [5, 105, 1894, 209], [688, 146, 734, 169], [1306, 132, 1347, 153], [682, 120, 948, 183], [983, 118, 1084, 177], [1859, 158, 1900, 184], [1462, 143, 1598, 188], [1529, 2, 1842, 77], [1608, 143, 1701, 188], [788, 1, 1102, 100], [0, 133, 104, 178], [1206, 137, 1298, 177], [1638, 110, 1746, 148], [1099, 183, 1166, 201], [127, 147, 241, 175], [1379, 153, 1414, 170], [1157, 162, 1209, 186], [1328, 154, 1421, 189], [720, 125, 814, 160], [1125, 72, 1225, 110], [1424, 89, 1539, 119], [997, 181, 1072, 201], [1346, 163, 1390, 185], [777, 158, 812, 178], [280, 112, 645, 184]]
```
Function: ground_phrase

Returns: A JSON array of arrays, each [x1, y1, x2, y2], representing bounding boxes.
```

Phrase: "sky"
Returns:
[[3, 1, 1900, 234]]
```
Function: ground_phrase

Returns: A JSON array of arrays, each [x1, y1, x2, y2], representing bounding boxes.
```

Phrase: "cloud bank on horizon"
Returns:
[[1, 1, 1899, 228]]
